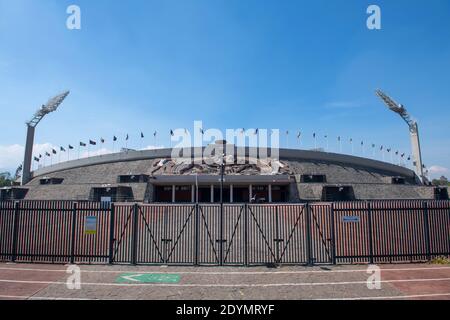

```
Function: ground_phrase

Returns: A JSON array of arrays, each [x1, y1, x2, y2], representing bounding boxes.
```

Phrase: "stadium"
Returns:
[[0, 89, 448, 203], [3, 143, 448, 203]]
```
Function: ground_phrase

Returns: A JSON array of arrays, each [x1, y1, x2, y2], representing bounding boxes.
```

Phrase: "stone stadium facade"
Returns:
[[1, 143, 448, 203]]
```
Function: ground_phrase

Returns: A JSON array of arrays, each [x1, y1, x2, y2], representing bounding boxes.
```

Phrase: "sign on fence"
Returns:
[[84, 216, 97, 235], [342, 216, 360, 223]]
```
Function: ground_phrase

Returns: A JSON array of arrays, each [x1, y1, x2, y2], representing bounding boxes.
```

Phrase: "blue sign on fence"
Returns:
[[342, 216, 360, 223]]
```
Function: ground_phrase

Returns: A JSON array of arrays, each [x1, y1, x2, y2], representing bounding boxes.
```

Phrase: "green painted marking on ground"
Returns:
[[116, 273, 181, 284]]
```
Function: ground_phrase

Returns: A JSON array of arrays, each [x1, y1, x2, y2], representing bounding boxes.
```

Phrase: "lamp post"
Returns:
[[376, 90, 425, 183], [22, 91, 70, 185]]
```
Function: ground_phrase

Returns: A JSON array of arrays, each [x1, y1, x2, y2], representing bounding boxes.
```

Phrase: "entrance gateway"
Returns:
[[152, 175, 292, 204]]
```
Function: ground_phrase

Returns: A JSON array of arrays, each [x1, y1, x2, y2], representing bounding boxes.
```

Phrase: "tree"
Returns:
[[432, 175, 449, 186], [0, 172, 13, 188]]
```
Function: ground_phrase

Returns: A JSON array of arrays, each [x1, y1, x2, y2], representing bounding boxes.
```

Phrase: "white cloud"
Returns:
[[427, 165, 449, 178], [0, 143, 60, 172], [79, 147, 111, 159], [0, 142, 169, 173], [142, 145, 165, 150], [0, 144, 23, 172]]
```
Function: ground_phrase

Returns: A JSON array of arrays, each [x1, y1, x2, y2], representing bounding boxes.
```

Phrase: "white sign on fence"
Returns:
[[85, 216, 97, 235]]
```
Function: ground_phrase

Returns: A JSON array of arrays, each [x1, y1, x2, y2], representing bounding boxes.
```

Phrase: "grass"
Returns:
[[430, 256, 450, 264]]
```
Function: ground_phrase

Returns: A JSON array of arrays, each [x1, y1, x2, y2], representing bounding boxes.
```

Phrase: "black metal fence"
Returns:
[[0, 200, 449, 265]]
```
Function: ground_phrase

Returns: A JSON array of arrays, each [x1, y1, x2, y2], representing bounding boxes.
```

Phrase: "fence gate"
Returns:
[[309, 204, 333, 264], [247, 204, 308, 265]]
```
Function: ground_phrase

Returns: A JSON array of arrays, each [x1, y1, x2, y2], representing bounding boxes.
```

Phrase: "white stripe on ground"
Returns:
[[1, 277, 450, 287], [2, 292, 450, 300], [324, 292, 450, 300], [0, 294, 93, 300], [1, 266, 450, 275]]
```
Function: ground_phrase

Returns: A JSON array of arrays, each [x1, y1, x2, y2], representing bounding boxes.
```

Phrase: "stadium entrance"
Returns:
[[153, 184, 289, 203]]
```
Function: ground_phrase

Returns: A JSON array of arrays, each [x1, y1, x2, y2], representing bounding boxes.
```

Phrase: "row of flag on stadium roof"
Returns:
[[33, 130, 412, 164]]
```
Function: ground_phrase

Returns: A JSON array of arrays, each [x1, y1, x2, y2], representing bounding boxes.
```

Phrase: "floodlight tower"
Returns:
[[375, 89, 425, 183], [21, 91, 70, 185]]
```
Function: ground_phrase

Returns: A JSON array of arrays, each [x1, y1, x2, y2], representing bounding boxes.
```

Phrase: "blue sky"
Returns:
[[0, 0, 449, 177]]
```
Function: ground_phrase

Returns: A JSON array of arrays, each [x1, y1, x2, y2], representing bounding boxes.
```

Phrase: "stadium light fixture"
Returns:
[[375, 89, 425, 183], [27, 91, 70, 127], [22, 91, 70, 185]]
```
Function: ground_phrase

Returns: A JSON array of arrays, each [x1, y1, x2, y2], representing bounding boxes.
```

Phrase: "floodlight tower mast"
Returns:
[[375, 89, 425, 183], [21, 91, 70, 185]]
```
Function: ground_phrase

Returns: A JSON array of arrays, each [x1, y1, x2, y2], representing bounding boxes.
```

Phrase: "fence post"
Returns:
[[194, 204, 199, 266], [11, 201, 20, 262], [274, 205, 280, 265], [423, 201, 432, 261], [131, 203, 139, 265], [219, 203, 224, 267], [70, 202, 77, 264], [330, 203, 337, 265], [305, 203, 313, 266], [108, 203, 115, 265], [367, 202, 374, 264], [244, 204, 248, 267]]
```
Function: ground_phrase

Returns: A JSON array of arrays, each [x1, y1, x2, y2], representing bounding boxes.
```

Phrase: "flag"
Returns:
[[39, 154, 42, 158], [89, 140, 96, 146], [372, 144, 375, 148], [101, 138, 105, 144], [324, 135, 328, 139], [255, 128, 259, 135], [46, 152, 51, 157], [380, 146, 383, 150], [141, 132, 144, 138], [313, 133, 316, 138], [154, 131, 158, 137], [80, 142, 86, 147], [350, 138, 353, 143], [401, 153, 405, 158], [125, 134, 129, 141], [407, 156, 411, 161], [286, 130, 289, 135], [60, 146, 66, 152], [113, 136, 117, 142], [34, 157, 40, 162], [395, 151, 399, 155], [68, 145, 74, 150], [361, 141, 364, 146], [297, 132, 301, 139], [338, 136, 341, 141], [387, 148, 391, 153], [170, 130, 174, 136], [52, 149, 57, 155]]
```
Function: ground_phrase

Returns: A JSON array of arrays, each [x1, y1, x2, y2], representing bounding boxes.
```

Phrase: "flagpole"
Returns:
[[286, 132, 289, 148]]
